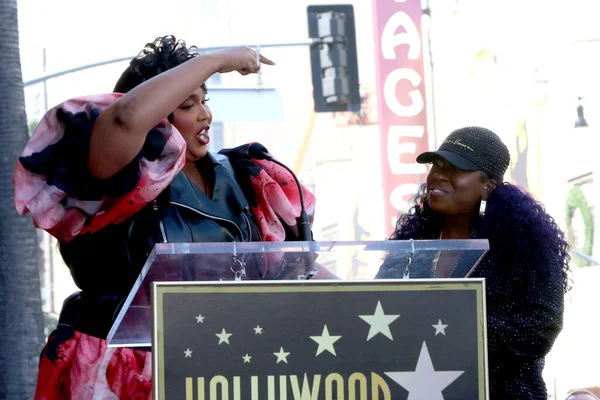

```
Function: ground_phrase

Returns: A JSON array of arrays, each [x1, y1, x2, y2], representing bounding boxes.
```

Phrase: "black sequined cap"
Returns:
[[417, 126, 510, 181]]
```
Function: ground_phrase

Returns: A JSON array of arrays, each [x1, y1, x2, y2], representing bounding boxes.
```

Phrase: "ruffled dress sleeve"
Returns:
[[218, 143, 316, 242], [13, 93, 186, 243]]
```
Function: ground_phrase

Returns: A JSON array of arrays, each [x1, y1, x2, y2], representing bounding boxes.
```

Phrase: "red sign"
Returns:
[[372, 0, 430, 234]]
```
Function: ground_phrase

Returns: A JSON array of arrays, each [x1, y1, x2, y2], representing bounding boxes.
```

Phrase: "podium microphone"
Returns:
[[248, 143, 312, 243], [248, 143, 317, 280]]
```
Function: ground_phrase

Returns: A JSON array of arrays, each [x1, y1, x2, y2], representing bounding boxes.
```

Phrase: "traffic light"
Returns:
[[307, 4, 360, 113]]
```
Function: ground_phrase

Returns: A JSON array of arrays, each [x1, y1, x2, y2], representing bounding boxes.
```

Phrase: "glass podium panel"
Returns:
[[107, 239, 489, 347]]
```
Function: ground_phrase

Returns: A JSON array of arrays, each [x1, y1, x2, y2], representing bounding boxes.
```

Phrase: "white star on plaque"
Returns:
[[310, 325, 342, 356], [184, 348, 193, 358], [359, 301, 400, 341], [215, 328, 232, 345], [273, 347, 290, 364], [385, 341, 464, 399], [254, 325, 263, 335], [432, 319, 448, 336], [195, 314, 205, 323], [243, 354, 252, 363]]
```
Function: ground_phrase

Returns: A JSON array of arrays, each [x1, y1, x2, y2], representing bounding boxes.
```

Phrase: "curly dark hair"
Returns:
[[390, 182, 571, 293], [113, 35, 207, 95]]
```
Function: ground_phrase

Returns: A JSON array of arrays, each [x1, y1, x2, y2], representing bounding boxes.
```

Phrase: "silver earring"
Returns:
[[480, 187, 489, 214]]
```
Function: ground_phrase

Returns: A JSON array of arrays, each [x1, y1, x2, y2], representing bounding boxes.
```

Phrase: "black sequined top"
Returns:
[[377, 242, 564, 399], [470, 249, 564, 399]]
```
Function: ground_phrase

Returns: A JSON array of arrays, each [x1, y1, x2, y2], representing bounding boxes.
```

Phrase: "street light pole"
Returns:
[[23, 40, 316, 87]]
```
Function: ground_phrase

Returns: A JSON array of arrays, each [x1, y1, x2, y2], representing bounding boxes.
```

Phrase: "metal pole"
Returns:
[[573, 249, 600, 266], [23, 39, 316, 87], [42, 48, 48, 112], [422, 3, 437, 150], [39, 47, 57, 315]]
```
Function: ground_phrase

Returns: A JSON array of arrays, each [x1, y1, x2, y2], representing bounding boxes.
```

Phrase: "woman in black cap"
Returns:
[[377, 126, 570, 399]]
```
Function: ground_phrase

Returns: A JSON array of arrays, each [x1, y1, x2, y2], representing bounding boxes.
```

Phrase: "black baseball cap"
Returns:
[[416, 126, 510, 181]]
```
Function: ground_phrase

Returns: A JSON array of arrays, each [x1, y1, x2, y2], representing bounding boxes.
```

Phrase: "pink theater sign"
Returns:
[[372, 0, 430, 234]]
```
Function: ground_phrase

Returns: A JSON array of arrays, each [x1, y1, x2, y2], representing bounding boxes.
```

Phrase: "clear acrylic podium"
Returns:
[[106, 240, 491, 399], [106, 240, 489, 348]]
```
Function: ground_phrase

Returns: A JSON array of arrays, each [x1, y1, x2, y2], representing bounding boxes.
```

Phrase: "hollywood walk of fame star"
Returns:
[[216, 328, 232, 345], [359, 301, 400, 341], [310, 325, 342, 356], [273, 347, 290, 364], [385, 341, 464, 400], [432, 319, 448, 336]]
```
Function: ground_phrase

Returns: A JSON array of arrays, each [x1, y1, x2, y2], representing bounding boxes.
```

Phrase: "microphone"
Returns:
[[248, 143, 316, 279]]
